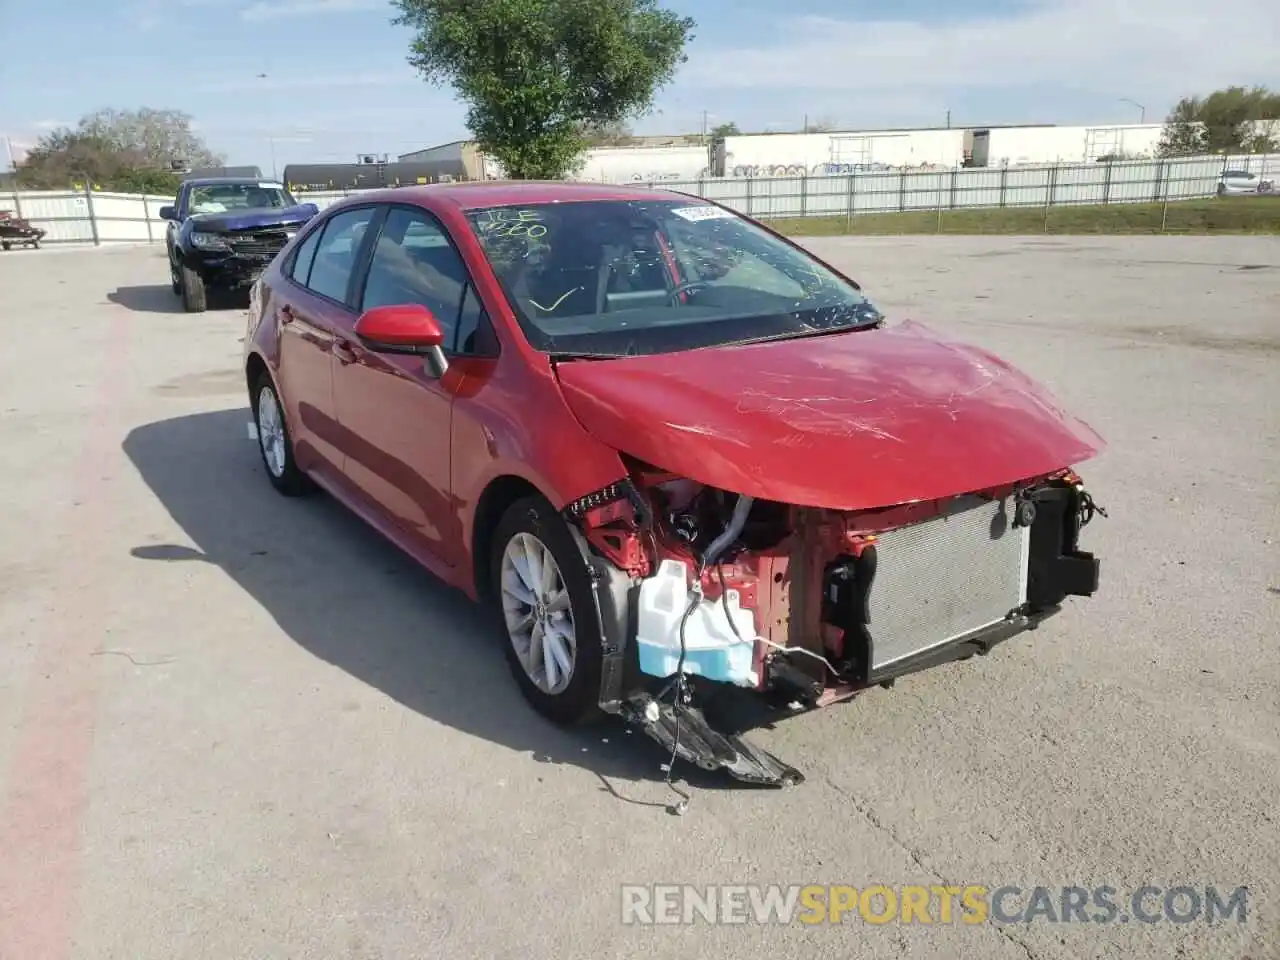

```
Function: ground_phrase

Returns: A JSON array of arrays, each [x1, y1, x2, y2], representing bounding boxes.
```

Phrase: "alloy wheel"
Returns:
[[256, 386, 287, 478], [500, 532, 577, 695]]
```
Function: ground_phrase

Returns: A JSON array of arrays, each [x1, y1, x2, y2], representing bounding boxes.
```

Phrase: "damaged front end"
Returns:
[[563, 461, 1105, 788]]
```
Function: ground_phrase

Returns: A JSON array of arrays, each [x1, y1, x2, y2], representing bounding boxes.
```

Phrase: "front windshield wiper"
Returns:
[[728, 325, 867, 348], [724, 309, 884, 349], [548, 351, 630, 362]]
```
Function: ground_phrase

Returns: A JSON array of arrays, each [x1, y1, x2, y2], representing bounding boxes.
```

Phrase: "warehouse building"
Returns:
[[716, 123, 1166, 176], [395, 122, 1167, 184]]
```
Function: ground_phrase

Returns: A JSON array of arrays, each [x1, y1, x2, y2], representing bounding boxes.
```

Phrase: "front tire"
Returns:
[[490, 496, 604, 725], [251, 373, 313, 497], [180, 264, 207, 313]]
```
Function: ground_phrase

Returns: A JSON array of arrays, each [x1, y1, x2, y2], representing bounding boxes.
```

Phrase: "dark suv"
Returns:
[[160, 177, 318, 312]]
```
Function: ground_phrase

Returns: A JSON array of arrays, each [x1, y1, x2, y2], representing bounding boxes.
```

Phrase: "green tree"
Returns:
[[17, 131, 130, 189], [392, 0, 695, 179], [709, 121, 740, 138], [17, 108, 222, 191], [1158, 86, 1280, 156]]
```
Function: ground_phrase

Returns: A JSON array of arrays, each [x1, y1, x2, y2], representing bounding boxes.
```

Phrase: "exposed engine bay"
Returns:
[[562, 458, 1105, 792]]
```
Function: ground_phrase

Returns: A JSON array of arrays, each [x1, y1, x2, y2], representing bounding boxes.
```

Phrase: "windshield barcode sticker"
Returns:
[[671, 205, 735, 222]]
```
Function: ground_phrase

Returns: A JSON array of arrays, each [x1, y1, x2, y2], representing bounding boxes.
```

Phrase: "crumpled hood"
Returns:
[[554, 320, 1105, 511], [187, 204, 317, 233]]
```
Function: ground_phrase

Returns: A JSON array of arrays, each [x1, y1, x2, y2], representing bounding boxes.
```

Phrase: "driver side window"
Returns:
[[359, 206, 475, 351]]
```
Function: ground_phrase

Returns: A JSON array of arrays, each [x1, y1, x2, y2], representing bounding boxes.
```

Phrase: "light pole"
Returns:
[[1120, 98, 1146, 124], [257, 72, 279, 178]]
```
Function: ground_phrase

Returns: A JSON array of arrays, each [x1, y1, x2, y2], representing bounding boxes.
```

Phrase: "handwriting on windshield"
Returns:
[[478, 208, 548, 239]]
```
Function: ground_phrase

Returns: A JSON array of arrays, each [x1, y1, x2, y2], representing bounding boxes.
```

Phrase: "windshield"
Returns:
[[464, 199, 881, 357], [188, 182, 296, 214]]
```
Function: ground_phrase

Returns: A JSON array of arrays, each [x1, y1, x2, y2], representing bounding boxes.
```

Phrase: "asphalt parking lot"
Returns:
[[1, 235, 1277, 960]]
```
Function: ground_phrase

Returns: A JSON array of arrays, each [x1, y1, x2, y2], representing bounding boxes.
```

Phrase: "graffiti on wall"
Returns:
[[567, 168, 713, 183], [728, 160, 950, 178], [628, 170, 684, 182]]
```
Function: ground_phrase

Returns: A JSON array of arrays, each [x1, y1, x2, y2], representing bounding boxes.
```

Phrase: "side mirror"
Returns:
[[158, 205, 177, 221], [299, 202, 320, 217], [354, 304, 449, 378]]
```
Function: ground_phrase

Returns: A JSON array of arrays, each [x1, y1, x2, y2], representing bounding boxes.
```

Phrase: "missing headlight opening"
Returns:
[[565, 463, 1105, 792]]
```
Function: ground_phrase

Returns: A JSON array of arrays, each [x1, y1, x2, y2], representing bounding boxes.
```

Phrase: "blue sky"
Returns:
[[2, 0, 1277, 172]]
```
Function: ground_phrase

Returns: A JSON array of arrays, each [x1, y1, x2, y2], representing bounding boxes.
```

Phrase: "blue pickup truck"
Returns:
[[160, 177, 319, 313]]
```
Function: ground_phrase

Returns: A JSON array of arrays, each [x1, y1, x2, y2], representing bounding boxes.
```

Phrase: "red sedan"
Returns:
[[243, 182, 1105, 785]]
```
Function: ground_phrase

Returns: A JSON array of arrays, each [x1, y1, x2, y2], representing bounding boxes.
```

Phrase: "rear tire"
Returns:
[[181, 264, 207, 313], [490, 496, 604, 725], [1, 241, 10, 252], [251, 372, 314, 497]]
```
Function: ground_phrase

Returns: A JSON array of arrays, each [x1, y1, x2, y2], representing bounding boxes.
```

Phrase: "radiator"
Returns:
[[867, 495, 1029, 671]]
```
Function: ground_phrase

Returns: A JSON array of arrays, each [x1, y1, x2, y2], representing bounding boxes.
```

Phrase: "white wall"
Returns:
[[986, 124, 1164, 165], [723, 130, 967, 176], [570, 145, 710, 183], [827, 129, 965, 169]]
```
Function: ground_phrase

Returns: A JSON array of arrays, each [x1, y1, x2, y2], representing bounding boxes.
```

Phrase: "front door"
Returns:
[[332, 204, 474, 567]]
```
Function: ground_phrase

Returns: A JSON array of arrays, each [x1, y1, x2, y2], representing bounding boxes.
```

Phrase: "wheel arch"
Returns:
[[470, 474, 549, 602], [245, 350, 271, 404]]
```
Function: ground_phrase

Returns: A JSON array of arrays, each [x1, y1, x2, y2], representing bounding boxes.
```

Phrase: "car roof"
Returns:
[[333, 180, 701, 211], [184, 177, 279, 186]]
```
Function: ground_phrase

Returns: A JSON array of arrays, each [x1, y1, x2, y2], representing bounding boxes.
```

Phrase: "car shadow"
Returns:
[[108, 284, 248, 314], [123, 408, 753, 805]]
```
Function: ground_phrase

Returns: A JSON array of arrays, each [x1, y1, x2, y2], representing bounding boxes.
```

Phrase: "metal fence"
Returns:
[[0, 186, 169, 245], [3, 153, 1276, 246]]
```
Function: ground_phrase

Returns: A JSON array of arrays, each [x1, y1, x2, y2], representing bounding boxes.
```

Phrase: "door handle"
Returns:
[[332, 340, 359, 365], [279, 304, 296, 324]]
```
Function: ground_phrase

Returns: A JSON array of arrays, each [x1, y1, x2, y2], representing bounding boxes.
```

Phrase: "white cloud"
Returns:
[[240, 0, 387, 21], [129, 0, 223, 30], [683, 0, 1280, 107]]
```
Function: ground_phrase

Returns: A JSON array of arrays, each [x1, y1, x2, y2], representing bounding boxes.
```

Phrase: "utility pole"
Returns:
[[701, 110, 709, 145], [946, 109, 952, 129]]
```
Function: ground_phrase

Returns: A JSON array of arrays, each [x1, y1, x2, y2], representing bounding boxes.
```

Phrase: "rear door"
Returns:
[[274, 203, 379, 485]]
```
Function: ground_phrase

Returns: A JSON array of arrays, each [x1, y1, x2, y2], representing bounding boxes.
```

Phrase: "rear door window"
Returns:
[[288, 226, 323, 286], [306, 206, 377, 305]]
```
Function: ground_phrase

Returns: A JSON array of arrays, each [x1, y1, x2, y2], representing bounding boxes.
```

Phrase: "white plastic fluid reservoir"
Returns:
[[635, 558, 759, 687]]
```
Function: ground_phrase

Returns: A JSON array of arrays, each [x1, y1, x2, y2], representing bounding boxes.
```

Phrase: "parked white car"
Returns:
[[1217, 169, 1275, 195]]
